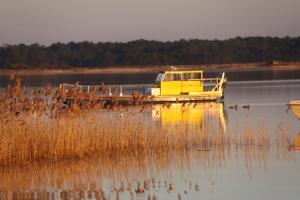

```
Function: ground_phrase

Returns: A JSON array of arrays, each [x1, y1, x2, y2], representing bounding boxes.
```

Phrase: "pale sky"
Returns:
[[0, 0, 299, 45]]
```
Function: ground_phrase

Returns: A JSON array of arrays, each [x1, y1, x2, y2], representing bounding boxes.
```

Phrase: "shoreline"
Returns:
[[1, 63, 300, 76]]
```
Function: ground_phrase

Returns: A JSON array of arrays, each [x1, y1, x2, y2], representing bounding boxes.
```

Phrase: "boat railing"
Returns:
[[59, 83, 151, 97], [202, 72, 226, 92]]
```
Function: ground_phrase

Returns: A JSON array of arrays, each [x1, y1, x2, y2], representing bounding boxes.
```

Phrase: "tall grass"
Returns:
[[0, 76, 292, 166]]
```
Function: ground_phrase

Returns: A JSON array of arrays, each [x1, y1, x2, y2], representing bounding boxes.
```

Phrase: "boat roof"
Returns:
[[289, 100, 300, 105], [159, 70, 204, 73]]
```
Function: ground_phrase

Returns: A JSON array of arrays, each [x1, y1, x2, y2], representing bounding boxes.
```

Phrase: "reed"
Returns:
[[0, 76, 292, 166]]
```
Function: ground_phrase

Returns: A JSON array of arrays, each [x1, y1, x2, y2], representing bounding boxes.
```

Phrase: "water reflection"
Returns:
[[289, 133, 300, 152], [290, 104, 300, 120], [0, 147, 292, 200], [289, 103, 300, 152], [151, 102, 226, 132]]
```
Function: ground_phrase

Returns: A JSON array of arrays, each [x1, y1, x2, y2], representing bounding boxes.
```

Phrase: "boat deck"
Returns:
[[63, 93, 222, 104]]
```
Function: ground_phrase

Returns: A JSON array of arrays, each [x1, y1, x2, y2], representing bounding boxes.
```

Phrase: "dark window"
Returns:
[[182, 73, 192, 80], [163, 73, 181, 81], [191, 72, 202, 79], [172, 73, 181, 81]]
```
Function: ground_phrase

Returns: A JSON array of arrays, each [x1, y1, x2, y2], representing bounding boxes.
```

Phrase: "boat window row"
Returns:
[[159, 72, 203, 82]]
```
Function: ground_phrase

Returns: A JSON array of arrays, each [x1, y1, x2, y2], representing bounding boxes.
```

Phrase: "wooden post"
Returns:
[[109, 86, 112, 96], [120, 85, 123, 96]]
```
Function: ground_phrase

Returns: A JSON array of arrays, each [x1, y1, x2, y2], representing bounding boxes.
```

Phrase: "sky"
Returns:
[[0, 0, 299, 45]]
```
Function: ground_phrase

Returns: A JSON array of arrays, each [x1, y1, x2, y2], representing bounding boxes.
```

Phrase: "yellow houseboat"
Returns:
[[60, 69, 226, 103], [147, 70, 226, 102]]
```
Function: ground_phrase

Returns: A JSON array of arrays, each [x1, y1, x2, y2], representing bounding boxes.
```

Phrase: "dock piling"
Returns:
[[109, 86, 112, 96], [120, 85, 123, 96]]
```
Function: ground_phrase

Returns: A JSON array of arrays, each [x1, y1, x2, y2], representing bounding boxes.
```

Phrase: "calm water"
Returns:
[[1, 68, 300, 87], [0, 70, 300, 200]]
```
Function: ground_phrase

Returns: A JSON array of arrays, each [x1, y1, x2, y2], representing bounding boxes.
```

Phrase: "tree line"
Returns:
[[0, 36, 300, 68]]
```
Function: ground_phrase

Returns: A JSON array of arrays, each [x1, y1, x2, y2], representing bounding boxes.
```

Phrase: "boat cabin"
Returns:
[[153, 70, 204, 95]]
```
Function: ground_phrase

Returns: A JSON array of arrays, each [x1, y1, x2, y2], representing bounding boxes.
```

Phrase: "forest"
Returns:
[[0, 36, 300, 68]]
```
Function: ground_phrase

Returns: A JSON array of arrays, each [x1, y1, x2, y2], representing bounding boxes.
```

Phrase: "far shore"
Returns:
[[1, 63, 300, 76]]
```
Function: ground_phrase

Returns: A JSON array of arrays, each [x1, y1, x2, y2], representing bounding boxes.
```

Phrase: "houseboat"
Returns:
[[59, 69, 227, 103], [146, 70, 226, 102]]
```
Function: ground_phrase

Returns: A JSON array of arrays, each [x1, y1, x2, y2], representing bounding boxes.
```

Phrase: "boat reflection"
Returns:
[[289, 133, 300, 152], [289, 100, 300, 152], [289, 100, 300, 120], [152, 102, 226, 132]]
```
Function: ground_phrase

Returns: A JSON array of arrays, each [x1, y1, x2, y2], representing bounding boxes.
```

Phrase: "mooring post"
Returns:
[[120, 85, 123, 96], [109, 86, 112, 96]]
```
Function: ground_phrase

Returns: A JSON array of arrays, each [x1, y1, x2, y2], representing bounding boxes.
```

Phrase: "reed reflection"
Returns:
[[0, 133, 292, 200]]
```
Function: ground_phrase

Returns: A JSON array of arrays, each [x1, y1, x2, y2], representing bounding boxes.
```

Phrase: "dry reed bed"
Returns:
[[0, 76, 292, 166], [0, 108, 291, 166]]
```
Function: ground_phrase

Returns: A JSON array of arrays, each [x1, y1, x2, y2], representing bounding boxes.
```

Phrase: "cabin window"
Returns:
[[191, 72, 202, 79], [163, 73, 181, 81], [182, 72, 202, 80], [182, 73, 192, 80], [155, 73, 164, 82]]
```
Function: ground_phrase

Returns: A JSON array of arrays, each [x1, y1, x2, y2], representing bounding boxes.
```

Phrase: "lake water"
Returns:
[[1, 68, 300, 87], [0, 69, 300, 200]]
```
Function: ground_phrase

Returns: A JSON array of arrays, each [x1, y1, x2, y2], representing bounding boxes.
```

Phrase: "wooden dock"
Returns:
[[62, 93, 222, 105]]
